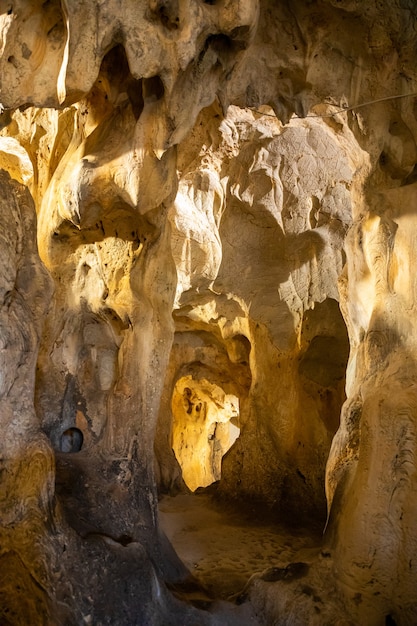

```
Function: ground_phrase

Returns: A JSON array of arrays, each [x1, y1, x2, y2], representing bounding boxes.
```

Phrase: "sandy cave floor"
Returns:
[[54, 453, 324, 616], [158, 492, 322, 602]]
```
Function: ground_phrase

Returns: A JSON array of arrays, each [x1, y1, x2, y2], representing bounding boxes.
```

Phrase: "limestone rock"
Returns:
[[0, 1, 417, 625]]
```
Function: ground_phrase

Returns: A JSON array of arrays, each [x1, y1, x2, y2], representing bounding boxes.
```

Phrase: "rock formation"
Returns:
[[0, 1, 417, 624]]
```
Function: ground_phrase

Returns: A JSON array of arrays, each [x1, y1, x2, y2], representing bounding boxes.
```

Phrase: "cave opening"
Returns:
[[60, 427, 84, 453], [298, 297, 350, 438], [171, 375, 241, 492], [160, 298, 351, 602], [156, 94, 358, 604]]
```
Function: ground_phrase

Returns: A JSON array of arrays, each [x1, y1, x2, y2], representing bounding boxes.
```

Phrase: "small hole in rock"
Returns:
[[379, 151, 387, 166], [142, 75, 165, 102], [60, 427, 84, 453]]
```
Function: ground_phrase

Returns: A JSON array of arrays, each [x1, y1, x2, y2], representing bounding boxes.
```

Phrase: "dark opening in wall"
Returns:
[[142, 75, 165, 103], [60, 427, 84, 453], [149, 0, 180, 30], [88, 44, 145, 121], [298, 298, 350, 435]]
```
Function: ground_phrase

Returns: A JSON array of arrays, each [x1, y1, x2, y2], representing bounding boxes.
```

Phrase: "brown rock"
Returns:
[[1, 1, 417, 624]]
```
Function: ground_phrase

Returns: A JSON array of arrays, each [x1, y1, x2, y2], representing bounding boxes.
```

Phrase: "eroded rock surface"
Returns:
[[1, 1, 417, 624]]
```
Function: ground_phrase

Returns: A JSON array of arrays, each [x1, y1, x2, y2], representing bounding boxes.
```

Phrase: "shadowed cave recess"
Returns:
[[1, 1, 417, 625]]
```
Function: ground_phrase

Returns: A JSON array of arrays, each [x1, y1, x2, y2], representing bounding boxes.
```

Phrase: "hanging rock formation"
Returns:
[[0, 1, 417, 624]]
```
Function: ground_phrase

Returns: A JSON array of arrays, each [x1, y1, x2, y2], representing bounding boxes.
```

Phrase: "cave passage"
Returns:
[[161, 298, 350, 604], [171, 375, 241, 491]]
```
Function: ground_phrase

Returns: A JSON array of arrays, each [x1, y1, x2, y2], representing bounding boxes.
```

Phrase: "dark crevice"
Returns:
[[206, 33, 234, 54], [229, 25, 251, 41], [51, 208, 155, 249], [93, 45, 147, 120], [198, 32, 249, 71], [126, 77, 144, 120], [60, 427, 84, 453], [149, 0, 180, 31], [93, 45, 166, 120], [142, 75, 165, 103], [83, 532, 134, 546], [401, 162, 417, 186]]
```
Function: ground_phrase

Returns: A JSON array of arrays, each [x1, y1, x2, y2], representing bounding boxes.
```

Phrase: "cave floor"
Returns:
[[159, 491, 322, 601]]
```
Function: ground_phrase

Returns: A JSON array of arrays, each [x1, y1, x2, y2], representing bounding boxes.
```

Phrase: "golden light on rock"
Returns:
[[0, 2, 417, 625]]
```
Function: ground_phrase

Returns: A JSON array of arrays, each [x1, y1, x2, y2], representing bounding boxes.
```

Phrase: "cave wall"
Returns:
[[157, 102, 362, 524], [1, 1, 417, 624]]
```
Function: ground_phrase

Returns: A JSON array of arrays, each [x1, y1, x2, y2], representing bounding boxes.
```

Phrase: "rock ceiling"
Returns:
[[0, 0, 417, 624]]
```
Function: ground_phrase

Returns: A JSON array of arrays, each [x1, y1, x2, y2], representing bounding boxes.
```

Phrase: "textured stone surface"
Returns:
[[0, 1, 417, 624]]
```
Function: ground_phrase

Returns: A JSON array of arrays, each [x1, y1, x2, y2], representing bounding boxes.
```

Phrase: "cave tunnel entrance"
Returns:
[[160, 298, 351, 602], [298, 297, 350, 438], [171, 375, 240, 492]]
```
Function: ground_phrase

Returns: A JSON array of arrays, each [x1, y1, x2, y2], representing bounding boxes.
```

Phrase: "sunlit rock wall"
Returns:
[[160, 104, 364, 524], [0, 170, 58, 621], [1, 0, 417, 624]]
